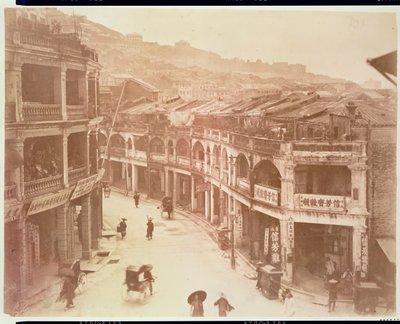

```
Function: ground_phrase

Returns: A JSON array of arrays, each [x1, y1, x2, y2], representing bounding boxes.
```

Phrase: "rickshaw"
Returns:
[[58, 259, 88, 294], [160, 196, 173, 219], [122, 264, 154, 300]]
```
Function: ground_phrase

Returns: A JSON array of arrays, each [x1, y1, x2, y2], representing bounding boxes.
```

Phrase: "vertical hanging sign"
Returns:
[[360, 232, 368, 274], [270, 225, 281, 266], [288, 219, 295, 249], [264, 227, 270, 255]]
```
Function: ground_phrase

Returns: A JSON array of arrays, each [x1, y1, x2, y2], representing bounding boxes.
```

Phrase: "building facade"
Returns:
[[4, 9, 104, 314]]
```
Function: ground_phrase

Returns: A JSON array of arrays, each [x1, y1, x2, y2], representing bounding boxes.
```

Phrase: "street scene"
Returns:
[[3, 6, 397, 321]]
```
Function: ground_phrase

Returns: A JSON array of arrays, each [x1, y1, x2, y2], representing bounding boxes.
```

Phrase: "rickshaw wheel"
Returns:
[[77, 272, 87, 293]]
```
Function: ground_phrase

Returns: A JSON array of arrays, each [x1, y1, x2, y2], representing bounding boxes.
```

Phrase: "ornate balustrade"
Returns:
[[292, 142, 353, 152], [177, 156, 190, 167], [232, 134, 250, 148], [4, 184, 17, 200], [67, 105, 86, 119], [18, 30, 58, 50], [237, 177, 250, 191], [24, 174, 63, 197], [22, 102, 61, 121], [253, 138, 281, 155], [68, 166, 87, 184]]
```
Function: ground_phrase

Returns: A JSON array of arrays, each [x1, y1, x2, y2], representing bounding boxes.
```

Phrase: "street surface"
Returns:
[[19, 192, 388, 319]]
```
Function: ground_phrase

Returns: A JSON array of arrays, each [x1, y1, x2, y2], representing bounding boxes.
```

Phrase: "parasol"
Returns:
[[59, 268, 75, 277], [139, 264, 153, 272], [187, 290, 207, 304]]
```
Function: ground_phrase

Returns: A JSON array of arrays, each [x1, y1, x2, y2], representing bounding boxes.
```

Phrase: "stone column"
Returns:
[[191, 176, 196, 212], [15, 140, 25, 200], [165, 168, 170, 196], [7, 63, 23, 122], [62, 133, 69, 186], [173, 171, 177, 206], [210, 185, 215, 223], [281, 163, 295, 209], [17, 217, 29, 303], [86, 132, 90, 177], [349, 164, 369, 214], [94, 72, 99, 117], [83, 71, 90, 117], [81, 194, 92, 260], [60, 65, 67, 121], [205, 189, 210, 220], [91, 189, 100, 250], [280, 219, 294, 283], [131, 164, 137, 192], [56, 203, 69, 261]]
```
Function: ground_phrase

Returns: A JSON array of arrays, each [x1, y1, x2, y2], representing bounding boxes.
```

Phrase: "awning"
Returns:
[[376, 238, 396, 264]]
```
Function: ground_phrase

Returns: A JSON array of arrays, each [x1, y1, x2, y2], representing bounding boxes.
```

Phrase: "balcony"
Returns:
[[134, 151, 147, 161], [254, 183, 280, 206], [192, 128, 205, 138], [211, 130, 220, 141], [67, 105, 87, 120], [237, 177, 250, 192], [193, 160, 204, 172], [24, 174, 63, 197], [231, 134, 250, 148], [150, 153, 167, 163], [4, 184, 17, 200], [253, 138, 281, 155], [177, 156, 190, 167], [294, 193, 349, 213], [292, 141, 366, 156], [68, 166, 87, 184], [22, 102, 61, 121], [220, 131, 229, 143], [109, 147, 126, 158], [18, 30, 58, 50]]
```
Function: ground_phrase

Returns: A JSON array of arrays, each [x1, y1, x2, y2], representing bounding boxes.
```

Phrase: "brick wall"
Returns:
[[369, 127, 396, 240]]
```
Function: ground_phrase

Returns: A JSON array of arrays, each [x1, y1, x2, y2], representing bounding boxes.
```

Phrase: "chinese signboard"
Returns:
[[298, 194, 345, 211], [196, 182, 211, 192], [70, 174, 98, 200], [264, 228, 270, 255], [236, 214, 243, 238], [27, 188, 73, 216], [361, 232, 368, 274], [270, 226, 281, 266], [254, 184, 280, 206], [288, 219, 294, 249]]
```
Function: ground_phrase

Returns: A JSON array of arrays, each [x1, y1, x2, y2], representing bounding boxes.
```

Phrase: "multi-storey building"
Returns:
[[100, 86, 396, 297], [4, 9, 103, 314]]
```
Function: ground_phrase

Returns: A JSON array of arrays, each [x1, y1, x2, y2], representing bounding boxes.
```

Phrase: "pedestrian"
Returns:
[[325, 257, 335, 281], [119, 218, 127, 239], [166, 200, 173, 219], [133, 192, 140, 208], [143, 269, 155, 295], [214, 292, 234, 317], [332, 261, 341, 282], [57, 275, 75, 311], [190, 293, 204, 317], [146, 217, 154, 240], [328, 279, 338, 312], [255, 262, 263, 290], [283, 289, 295, 316]]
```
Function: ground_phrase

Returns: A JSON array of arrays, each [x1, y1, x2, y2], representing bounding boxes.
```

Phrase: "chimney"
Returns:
[[346, 101, 357, 118]]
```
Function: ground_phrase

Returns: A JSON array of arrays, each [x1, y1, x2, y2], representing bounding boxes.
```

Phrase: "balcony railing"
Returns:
[[253, 138, 281, 155], [18, 30, 58, 50], [193, 160, 204, 172], [24, 174, 63, 197], [22, 102, 61, 121], [232, 134, 250, 147], [67, 105, 86, 119], [237, 177, 250, 191], [292, 142, 353, 152], [109, 147, 126, 158], [220, 131, 229, 142], [294, 193, 347, 212], [254, 183, 280, 206], [4, 184, 17, 200], [134, 151, 147, 161], [211, 130, 220, 140], [68, 166, 87, 184], [177, 156, 190, 167], [150, 153, 167, 163], [192, 128, 205, 137]]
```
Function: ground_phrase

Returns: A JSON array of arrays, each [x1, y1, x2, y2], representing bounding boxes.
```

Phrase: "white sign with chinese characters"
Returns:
[[270, 226, 281, 265], [236, 214, 243, 238], [298, 194, 345, 211], [287, 219, 294, 249], [264, 228, 269, 255], [361, 232, 368, 274], [254, 184, 280, 206]]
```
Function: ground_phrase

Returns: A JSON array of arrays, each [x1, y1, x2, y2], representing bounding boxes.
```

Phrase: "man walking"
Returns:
[[133, 192, 140, 208], [214, 292, 234, 317], [146, 217, 154, 240]]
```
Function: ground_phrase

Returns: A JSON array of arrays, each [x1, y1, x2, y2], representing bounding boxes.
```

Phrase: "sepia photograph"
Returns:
[[1, 4, 398, 321]]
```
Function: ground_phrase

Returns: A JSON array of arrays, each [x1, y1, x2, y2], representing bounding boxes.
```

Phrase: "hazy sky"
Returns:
[[59, 7, 398, 84]]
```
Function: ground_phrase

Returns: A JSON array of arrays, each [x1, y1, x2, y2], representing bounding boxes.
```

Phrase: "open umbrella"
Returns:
[[59, 267, 75, 277], [187, 290, 207, 304]]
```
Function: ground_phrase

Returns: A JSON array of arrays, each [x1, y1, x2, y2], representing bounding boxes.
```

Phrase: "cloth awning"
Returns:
[[376, 238, 396, 264]]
